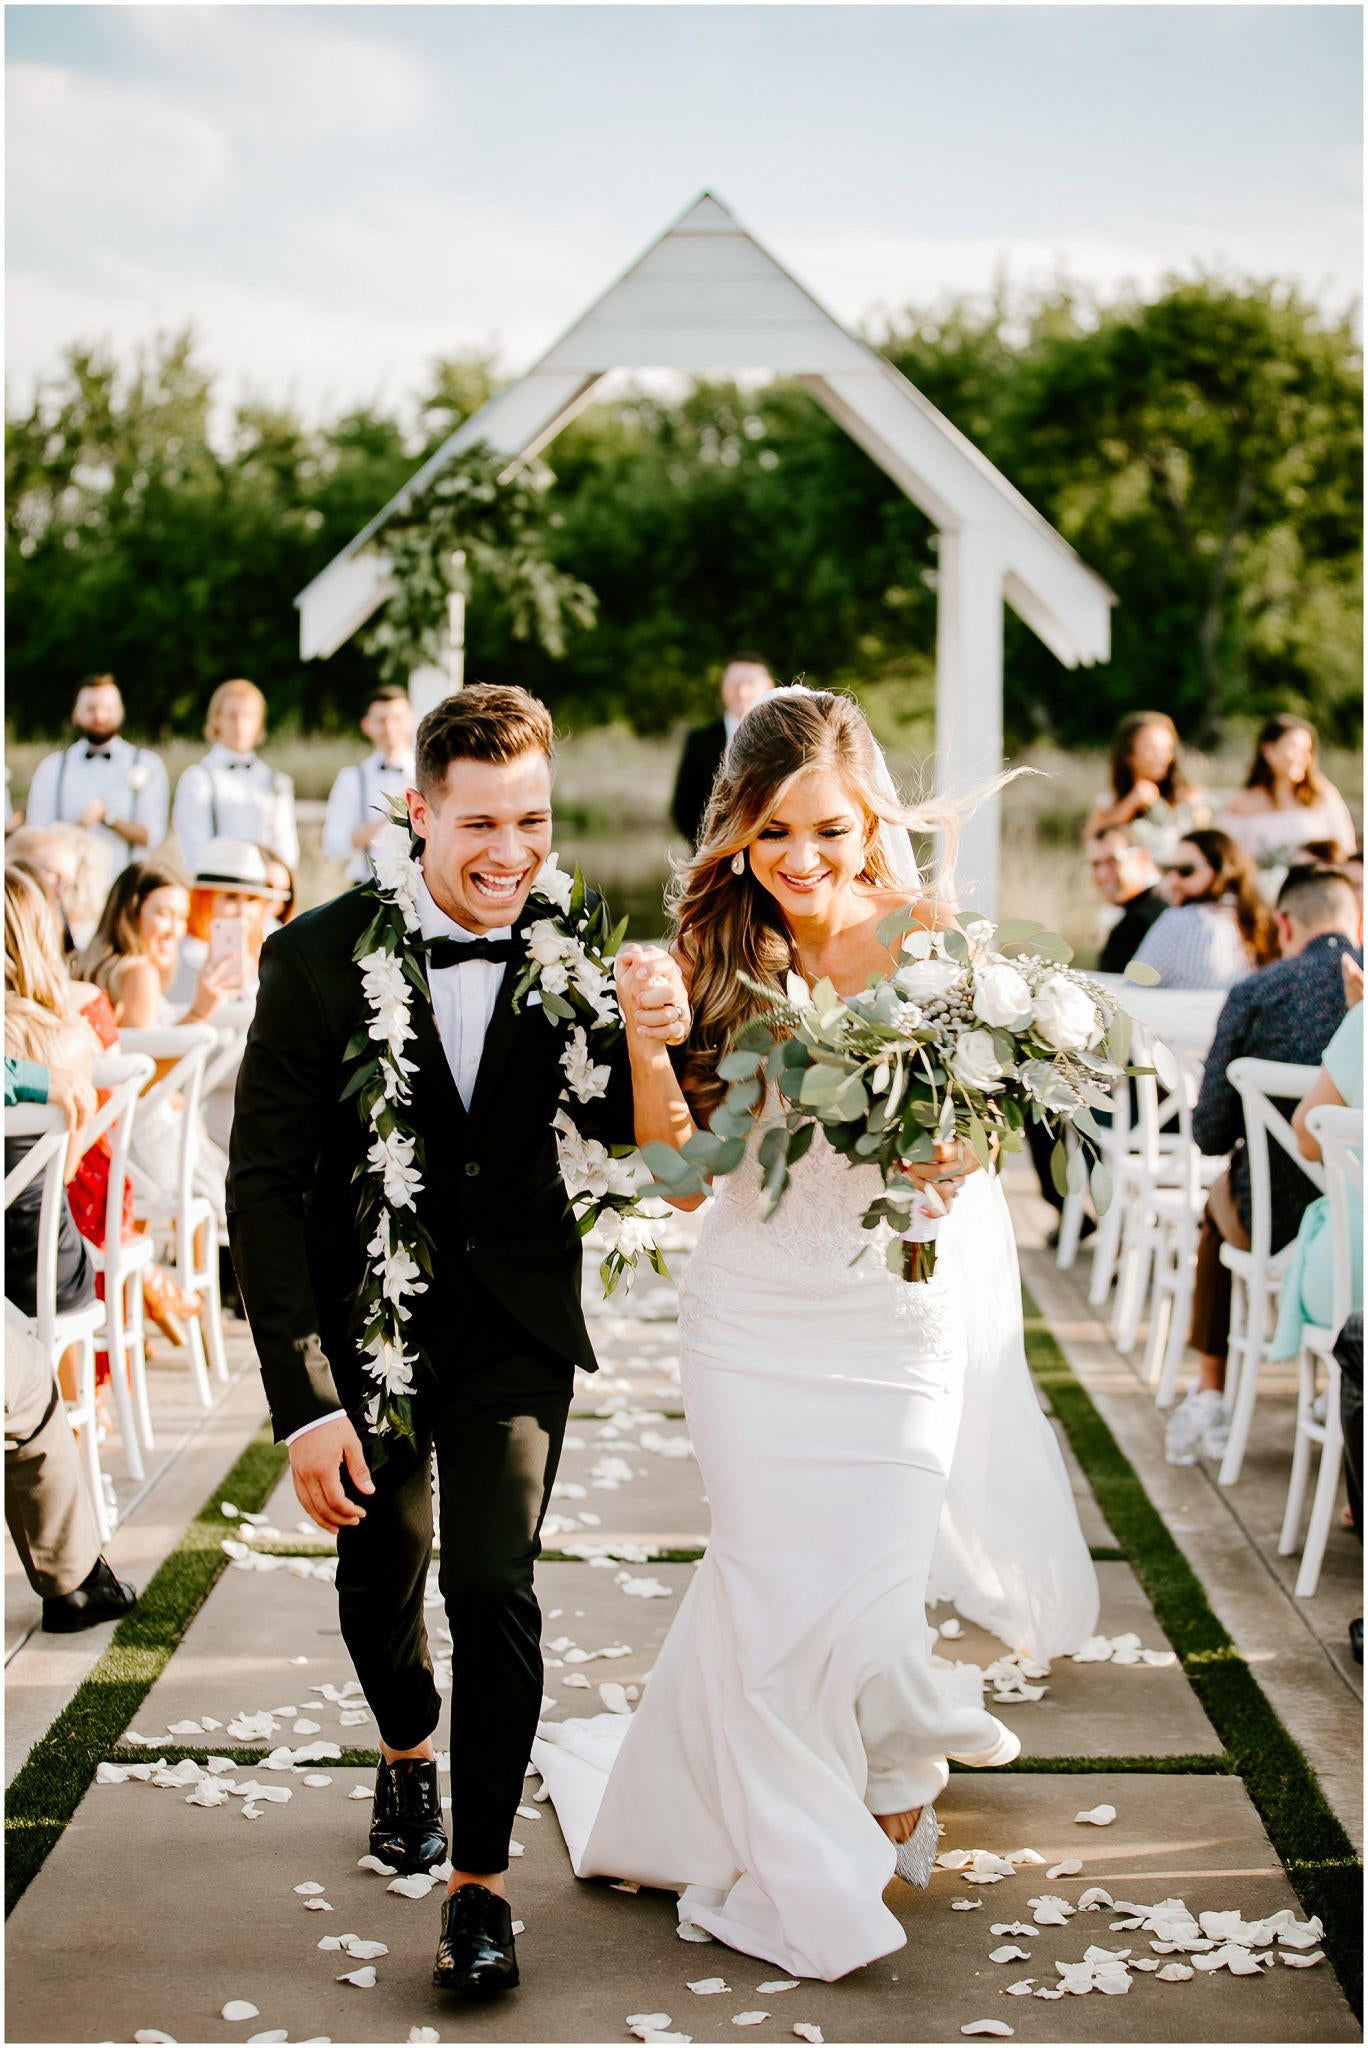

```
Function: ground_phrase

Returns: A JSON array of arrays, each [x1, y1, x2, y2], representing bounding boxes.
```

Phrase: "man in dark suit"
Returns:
[[670, 652, 775, 845], [227, 686, 690, 1999]]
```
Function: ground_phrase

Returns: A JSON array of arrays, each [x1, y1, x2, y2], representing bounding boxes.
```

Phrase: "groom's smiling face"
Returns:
[[408, 750, 554, 932]]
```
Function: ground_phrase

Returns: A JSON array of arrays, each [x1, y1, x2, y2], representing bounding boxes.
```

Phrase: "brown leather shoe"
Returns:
[[142, 1264, 201, 1347]]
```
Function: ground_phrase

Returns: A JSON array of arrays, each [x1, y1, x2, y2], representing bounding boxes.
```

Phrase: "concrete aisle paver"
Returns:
[[6, 1194, 1360, 2041], [5, 1765, 1355, 2043]]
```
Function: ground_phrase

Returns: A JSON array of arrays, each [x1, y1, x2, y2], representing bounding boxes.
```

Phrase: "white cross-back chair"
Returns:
[[120, 1023, 226, 1405], [1217, 1058, 1324, 1488], [4, 1109, 110, 1541], [1140, 1047, 1221, 1406], [84, 1052, 158, 1479], [1278, 1103, 1363, 1597]]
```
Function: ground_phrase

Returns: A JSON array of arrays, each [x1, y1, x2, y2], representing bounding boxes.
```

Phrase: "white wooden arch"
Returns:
[[297, 192, 1114, 910]]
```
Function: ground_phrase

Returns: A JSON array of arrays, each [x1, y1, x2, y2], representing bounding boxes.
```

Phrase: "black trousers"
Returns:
[[1336, 1311, 1363, 1537], [335, 1278, 571, 1874]]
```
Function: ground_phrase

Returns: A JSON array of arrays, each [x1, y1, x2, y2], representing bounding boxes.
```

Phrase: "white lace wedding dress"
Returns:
[[534, 1130, 1098, 1982]]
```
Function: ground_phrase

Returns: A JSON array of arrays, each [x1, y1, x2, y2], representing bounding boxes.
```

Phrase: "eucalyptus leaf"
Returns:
[[1090, 1158, 1115, 1213], [876, 902, 921, 948], [1150, 1037, 1182, 1091], [1124, 960, 1162, 987], [1050, 1139, 1071, 1199], [787, 1122, 817, 1164], [641, 1142, 693, 1184], [718, 1049, 764, 1081]]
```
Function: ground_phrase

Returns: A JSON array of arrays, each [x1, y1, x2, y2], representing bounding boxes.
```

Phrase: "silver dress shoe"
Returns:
[[893, 1804, 939, 1889]]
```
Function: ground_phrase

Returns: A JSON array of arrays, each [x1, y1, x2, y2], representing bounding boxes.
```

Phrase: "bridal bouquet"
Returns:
[[647, 910, 1137, 1281]]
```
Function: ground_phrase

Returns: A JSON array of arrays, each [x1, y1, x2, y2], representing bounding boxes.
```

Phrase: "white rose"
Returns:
[[531, 855, 574, 914], [527, 918, 574, 968], [950, 1028, 1009, 1094], [1032, 974, 1101, 1053], [126, 763, 151, 792], [540, 961, 570, 996], [893, 957, 962, 1002], [972, 961, 1033, 1029]]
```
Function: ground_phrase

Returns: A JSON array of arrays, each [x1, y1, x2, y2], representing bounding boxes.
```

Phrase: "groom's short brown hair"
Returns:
[[415, 685, 555, 796]]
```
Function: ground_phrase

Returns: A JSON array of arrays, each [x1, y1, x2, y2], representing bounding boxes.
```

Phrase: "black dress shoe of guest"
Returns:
[[41, 1558, 137, 1634], [433, 1883, 519, 1996], [369, 1757, 448, 1874]]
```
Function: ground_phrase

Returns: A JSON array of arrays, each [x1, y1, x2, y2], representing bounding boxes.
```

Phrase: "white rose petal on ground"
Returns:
[[1046, 1860, 1083, 1880], [600, 1682, 632, 1714], [512, 1920, 526, 1936], [206, 1757, 236, 1775], [221, 2002, 260, 2022], [1033, 1985, 1065, 2000], [357, 1854, 398, 1876], [677, 1921, 714, 1942], [339, 1939, 388, 1960], [731, 2013, 768, 2026], [338, 1965, 378, 1987], [133, 2033, 177, 2042], [185, 1782, 231, 1808], [1074, 1804, 1117, 1826], [626, 2015, 673, 2032], [1026, 1896, 1076, 1926], [96, 1762, 130, 1785], [387, 1874, 440, 1899], [166, 1719, 206, 1736], [517, 1804, 541, 1820], [990, 1923, 1037, 1941], [1077, 1886, 1113, 1910], [293, 1883, 327, 1896], [756, 1980, 799, 1993], [241, 1803, 262, 1820], [304, 1899, 334, 1913], [563, 1673, 592, 1689], [302, 1774, 333, 1788], [989, 1946, 1031, 1964], [687, 1979, 731, 1994], [1156, 1963, 1194, 1982], [408, 2030, 441, 2044], [793, 2028, 825, 2044], [960, 2023, 1014, 2037], [938, 1618, 963, 1639], [951, 1900, 983, 1912], [247, 2034, 288, 2044], [349, 1785, 373, 1800], [1282, 1952, 1326, 1968]]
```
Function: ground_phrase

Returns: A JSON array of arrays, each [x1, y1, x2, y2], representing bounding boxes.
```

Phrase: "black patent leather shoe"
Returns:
[[41, 1558, 137, 1633], [369, 1757, 448, 1875], [433, 1883, 519, 1996]]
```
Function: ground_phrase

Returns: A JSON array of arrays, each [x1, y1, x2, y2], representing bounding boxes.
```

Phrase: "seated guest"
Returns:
[[22, 675, 169, 877], [259, 847, 297, 929], [4, 1042, 98, 1322], [5, 1303, 137, 1633], [671, 653, 775, 846], [7, 866, 197, 1351], [172, 678, 299, 877], [321, 683, 415, 884], [1087, 827, 1168, 972], [1216, 715, 1357, 892], [1269, 956, 1364, 1367], [167, 839, 277, 1013], [1129, 828, 1278, 990], [76, 861, 234, 1233], [1167, 865, 1363, 1465], [7, 821, 111, 954], [1084, 711, 1209, 863]]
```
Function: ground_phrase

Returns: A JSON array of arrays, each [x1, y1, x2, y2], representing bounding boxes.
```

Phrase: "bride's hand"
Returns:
[[616, 944, 692, 1047], [896, 1137, 981, 1209]]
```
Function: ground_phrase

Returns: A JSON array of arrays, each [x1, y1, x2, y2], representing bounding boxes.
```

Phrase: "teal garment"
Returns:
[[1271, 1011, 1364, 1358], [3, 1056, 49, 1107]]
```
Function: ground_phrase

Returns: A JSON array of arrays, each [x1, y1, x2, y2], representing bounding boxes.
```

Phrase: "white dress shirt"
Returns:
[[173, 744, 300, 874], [285, 865, 515, 1447], [321, 751, 415, 883], [24, 735, 170, 872]]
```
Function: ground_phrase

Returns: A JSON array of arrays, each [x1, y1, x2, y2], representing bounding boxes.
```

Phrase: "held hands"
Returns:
[[615, 943, 692, 1047], [896, 1136, 982, 1212], [289, 1415, 375, 1533]]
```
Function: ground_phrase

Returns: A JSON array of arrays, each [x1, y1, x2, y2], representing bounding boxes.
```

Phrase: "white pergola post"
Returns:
[[935, 524, 1005, 918], [408, 656, 450, 721]]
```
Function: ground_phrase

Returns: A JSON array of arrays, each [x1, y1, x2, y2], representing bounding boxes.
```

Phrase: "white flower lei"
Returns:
[[347, 822, 665, 1450]]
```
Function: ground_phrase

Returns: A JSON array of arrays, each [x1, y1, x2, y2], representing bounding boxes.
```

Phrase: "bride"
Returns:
[[534, 689, 1098, 1982]]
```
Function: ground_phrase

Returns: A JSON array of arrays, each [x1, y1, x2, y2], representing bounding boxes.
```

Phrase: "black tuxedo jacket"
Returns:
[[670, 719, 729, 846], [226, 885, 635, 1442]]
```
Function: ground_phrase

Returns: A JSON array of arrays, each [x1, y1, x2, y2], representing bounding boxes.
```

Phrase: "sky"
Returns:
[[5, 4, 1363, 424]]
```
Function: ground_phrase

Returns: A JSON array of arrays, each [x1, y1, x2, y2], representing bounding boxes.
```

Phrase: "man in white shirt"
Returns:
[[23, 675, 169, 875], [322, 685, 416, 884], [172, 678, 299, 875]]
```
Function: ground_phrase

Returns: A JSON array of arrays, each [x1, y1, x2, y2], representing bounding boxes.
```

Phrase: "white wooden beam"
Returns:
[[935, 525, 1006, 919]]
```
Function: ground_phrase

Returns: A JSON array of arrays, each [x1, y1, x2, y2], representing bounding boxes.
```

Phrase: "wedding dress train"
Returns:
[[534, 1136, 1098, 1982]]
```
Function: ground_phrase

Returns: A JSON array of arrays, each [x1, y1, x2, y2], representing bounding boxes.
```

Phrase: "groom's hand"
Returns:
[[616, 944, 692, 1046], [290, 1416, 375, 1532]]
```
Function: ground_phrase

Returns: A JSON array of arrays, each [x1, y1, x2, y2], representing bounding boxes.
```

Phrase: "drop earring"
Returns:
[[731, 852, 746, 877]]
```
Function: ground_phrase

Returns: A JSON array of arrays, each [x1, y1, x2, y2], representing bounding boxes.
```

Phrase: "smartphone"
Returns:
[[207, 915, 249, 987]]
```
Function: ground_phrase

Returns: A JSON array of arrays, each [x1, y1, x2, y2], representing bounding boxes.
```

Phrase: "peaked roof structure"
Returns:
[[295, 191, 1114, 670]]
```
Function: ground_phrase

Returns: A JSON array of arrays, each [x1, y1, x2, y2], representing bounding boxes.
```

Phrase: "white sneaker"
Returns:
[[1165, 1388, 1227, 1467]]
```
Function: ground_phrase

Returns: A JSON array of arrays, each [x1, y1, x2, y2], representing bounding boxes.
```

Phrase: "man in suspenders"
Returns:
[[322, 684, 417, 886], [23, 675, 169, 876]]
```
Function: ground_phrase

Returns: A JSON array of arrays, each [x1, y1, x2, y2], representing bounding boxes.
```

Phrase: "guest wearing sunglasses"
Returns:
[[1128, 828, 1279, 991]]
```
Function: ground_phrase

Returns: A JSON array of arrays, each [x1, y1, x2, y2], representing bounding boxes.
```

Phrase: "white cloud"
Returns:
[[126, 5, 432, 140], [6, 61, 229, 227]]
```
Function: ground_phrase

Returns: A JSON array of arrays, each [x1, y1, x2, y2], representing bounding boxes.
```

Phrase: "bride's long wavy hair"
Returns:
[[668, 689, 964, 1122]]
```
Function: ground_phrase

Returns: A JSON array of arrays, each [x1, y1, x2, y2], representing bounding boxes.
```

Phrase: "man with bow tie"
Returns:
[[23, 675, 169, 874], [322, 683, 417, 885], [172, 678, 300, 877], [227, 685, 691, 2002]]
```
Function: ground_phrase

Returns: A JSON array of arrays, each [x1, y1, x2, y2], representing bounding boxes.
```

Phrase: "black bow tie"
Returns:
[[84, 746, 112, 762], [226, 758, 255, 771], [424, 934, 518, 970]]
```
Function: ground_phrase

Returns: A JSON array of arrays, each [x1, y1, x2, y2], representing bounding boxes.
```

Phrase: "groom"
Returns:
[[227, 685, 689, 1997]]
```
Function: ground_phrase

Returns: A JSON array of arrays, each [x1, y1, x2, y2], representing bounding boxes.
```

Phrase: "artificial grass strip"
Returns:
[[1023, 1296, 1363, 2014], [4, 1423, 288, 1916]]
